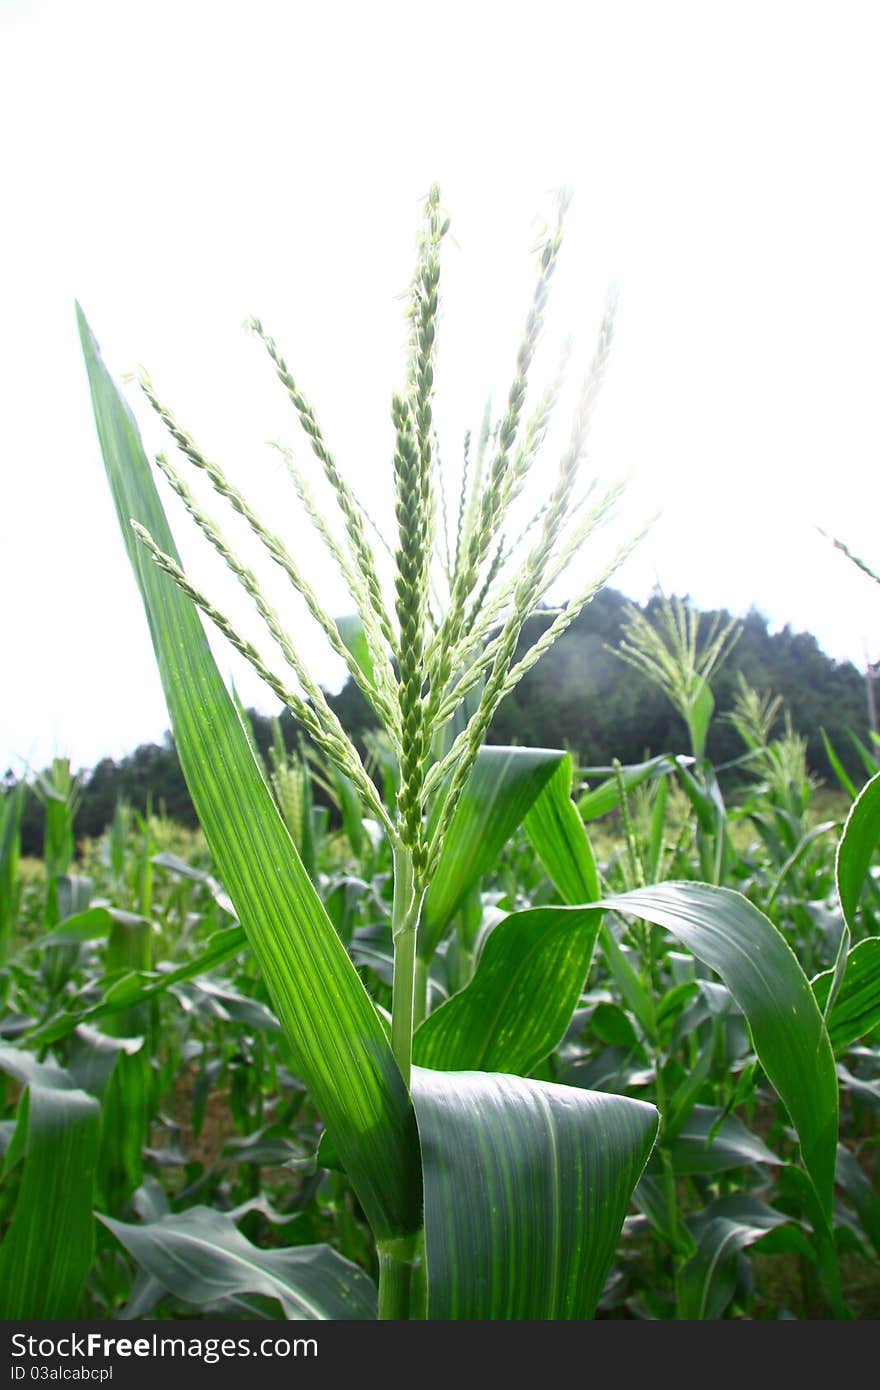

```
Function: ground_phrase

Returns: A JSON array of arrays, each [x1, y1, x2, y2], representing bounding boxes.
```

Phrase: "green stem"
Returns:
[[390, 842, 418, 1088], [377, 1233, 426, 1320]]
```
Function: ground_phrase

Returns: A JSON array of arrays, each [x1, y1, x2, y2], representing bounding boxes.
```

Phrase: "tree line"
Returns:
[[8, 589, 871, 856]]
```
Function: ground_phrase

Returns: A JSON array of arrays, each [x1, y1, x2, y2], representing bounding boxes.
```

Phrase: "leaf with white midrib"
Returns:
[[602, 882, 838, 1223], [412, 1067, 658, 1319]]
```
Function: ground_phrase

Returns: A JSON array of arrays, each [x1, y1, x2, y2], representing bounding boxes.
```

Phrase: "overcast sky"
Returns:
[[2, 0, 878, 774]]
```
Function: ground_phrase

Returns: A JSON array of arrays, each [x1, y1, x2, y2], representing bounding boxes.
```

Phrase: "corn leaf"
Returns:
[[836, 770, 880, 933], [411, 1067, 658, 1318], [0, 1057, 100, 1318], [850, 731, 880, 779], [413, 904, 601, 1074], [577, 754, 680, 821], [524, 753, 599, 902], [664, 1105, 780, 1175], [78, 307, 421, 1243], [821, 728, 858, 800], [66, 1028, 148, 1212], [100, 1206, 376, 1319], [420, 746, 565, 958], [27, 925, 249, 1045], [675, 1196, 791, 1320], [836, 1144, 880, 1259], [604, 882, 838, 1223], [813, 937, 880, 1050], [524, 771, 654, 1033]]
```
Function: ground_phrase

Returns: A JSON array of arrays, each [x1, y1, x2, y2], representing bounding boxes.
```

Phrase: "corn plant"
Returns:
[[72, 189, 850, 1320], [614, 593, 741, 884]]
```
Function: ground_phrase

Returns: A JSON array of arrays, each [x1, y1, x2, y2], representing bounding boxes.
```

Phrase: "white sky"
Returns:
[[2, 0, 878, 774]]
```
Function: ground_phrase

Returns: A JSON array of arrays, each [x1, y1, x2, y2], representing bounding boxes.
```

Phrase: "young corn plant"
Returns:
[[614, 592, 741, 884], [76, 189, 846, 1320]]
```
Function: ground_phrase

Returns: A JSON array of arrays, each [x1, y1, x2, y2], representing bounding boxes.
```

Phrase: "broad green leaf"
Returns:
[[813, 937, 880, 1050], [836, 770, 880, 933], [105, 911, 153, 1041], [0, 1074, 100, 1318], [590, 1001, 640, 1050], [78, 309, 420, 1243], [666, 1104, 779, 1174], [603, 883, 838, 1222], [100, 1206, 376, 1319], [411, 1067, 658, 1319], [420, 746, 565, 958], [676, 1196, 791, 1320], [577, 754, 680, 821], [413, 904, 602, 1074], [67, 1027, 149, 1212], [523, 778, 653, 1035], [525, 753, 599, 903]]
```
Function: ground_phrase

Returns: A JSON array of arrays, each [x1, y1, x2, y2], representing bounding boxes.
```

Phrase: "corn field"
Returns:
[[1, 190, 878, 1322]]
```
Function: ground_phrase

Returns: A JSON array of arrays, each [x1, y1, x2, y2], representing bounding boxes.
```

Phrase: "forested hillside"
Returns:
[[8, 589, 871, 854]]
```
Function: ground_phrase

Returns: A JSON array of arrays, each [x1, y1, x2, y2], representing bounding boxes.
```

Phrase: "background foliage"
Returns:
[[8, 588, 869, 855]]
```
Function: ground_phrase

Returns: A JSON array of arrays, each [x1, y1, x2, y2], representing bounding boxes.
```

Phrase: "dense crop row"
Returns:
[[1, 695, 878, 1318], [1, 192, 878, 1320]]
